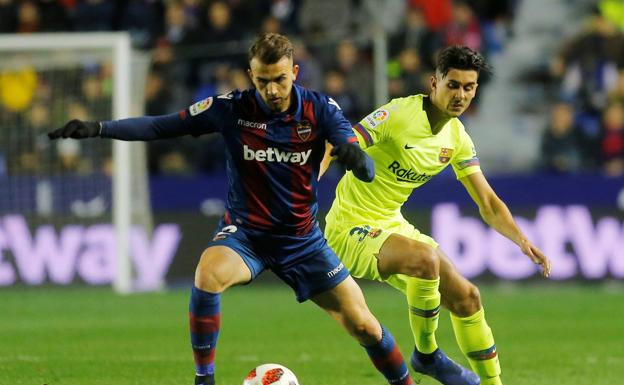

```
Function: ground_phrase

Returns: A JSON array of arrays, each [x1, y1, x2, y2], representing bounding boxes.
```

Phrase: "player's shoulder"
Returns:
[[388, 94, 425, 110], [450, 116, 468, 135], [296, 84, 333, 106], [186, 89, 252, 119], [371, 94, 424, 124]]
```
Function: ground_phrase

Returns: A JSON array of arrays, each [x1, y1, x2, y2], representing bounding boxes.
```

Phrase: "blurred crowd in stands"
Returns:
[[540, 1, 624, 176], [1, 0, 622, 177]]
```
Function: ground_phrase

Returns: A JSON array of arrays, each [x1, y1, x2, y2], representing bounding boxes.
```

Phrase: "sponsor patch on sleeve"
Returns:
[[189, 97, 213, 116], [364, 109, 389, 128], [457, 157, 480, 170]]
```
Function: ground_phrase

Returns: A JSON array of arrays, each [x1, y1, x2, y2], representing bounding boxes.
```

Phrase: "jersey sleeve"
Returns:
[[352, 100, 394, 148], [180, 91, 238, 136], [451, 127, 482, 179], [320, 96, 359, 146]]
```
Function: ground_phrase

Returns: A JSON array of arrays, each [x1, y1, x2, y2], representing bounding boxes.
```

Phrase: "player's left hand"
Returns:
[[519, 239, 551, 277], [331, 143, 375, 182]]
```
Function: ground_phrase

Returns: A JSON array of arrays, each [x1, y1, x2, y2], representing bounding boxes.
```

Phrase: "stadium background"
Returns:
[[1, 1, 623, 385]]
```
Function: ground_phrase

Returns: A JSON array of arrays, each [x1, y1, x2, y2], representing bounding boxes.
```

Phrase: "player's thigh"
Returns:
[[436, 247, 481, 316], [310, 275, 381, 341], [325, 222, 392, 282], [269, 228, 351, 302], [195, 246, 253, 292], [195, 223, 262, 292], [377, 232, 440, 279]]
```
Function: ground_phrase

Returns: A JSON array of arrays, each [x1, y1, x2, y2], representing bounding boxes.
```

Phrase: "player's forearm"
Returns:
[[318, 142, 333, 181], [101, 112, 190, 141], [480, 198, 526, 246]]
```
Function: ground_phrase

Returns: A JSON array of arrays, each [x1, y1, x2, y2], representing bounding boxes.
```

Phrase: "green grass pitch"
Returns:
[[1, 282, 622, 385]]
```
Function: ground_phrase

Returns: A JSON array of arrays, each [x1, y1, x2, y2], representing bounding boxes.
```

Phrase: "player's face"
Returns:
[[430, 69, 478, 117], [248, 56, 299, 113]]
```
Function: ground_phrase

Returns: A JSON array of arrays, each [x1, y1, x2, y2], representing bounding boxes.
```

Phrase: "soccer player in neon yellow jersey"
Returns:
[[323, 46, 551, 385]]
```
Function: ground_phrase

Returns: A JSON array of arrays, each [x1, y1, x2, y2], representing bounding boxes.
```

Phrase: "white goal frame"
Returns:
[[0, 32, 136, 294]]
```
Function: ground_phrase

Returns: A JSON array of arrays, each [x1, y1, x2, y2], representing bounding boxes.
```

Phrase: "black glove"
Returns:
[[48, 119, 101, 140], [331, 143, 375, 182]]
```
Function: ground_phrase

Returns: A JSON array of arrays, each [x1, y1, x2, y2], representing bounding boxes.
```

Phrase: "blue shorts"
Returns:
[[208, 220, 350, 302]]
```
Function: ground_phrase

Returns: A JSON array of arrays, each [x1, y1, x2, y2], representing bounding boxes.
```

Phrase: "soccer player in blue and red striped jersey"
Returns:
[[49, 33, 415, 385]]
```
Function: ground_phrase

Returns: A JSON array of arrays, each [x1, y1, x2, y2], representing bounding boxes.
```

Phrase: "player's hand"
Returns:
[[48, 119, 101, 140], [519, 239, 551, 277], [330, 143, 375, 182]]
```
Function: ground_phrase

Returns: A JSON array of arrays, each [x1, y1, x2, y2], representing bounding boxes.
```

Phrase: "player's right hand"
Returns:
[[48, 119, 101, 140], [331, 143, 375, 182]]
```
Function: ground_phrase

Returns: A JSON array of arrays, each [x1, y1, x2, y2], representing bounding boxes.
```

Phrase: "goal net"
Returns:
[[0, 33, 152, 293]]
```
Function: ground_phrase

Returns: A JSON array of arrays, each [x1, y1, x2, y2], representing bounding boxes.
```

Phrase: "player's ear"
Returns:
[[292, 64, 299, 81], [430, 74, 437, 91], [247, 68, 254, 82]]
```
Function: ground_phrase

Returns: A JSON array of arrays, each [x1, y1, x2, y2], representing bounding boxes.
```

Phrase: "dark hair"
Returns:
[[248, 33, 294, 64], [435, 46, 491, 77]]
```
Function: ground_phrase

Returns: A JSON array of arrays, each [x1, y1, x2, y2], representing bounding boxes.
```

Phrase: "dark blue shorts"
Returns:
[[208, 220, 350, 302]]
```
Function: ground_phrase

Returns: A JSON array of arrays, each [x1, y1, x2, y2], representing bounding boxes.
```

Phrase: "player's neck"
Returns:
[[423, 95, 451, 135]]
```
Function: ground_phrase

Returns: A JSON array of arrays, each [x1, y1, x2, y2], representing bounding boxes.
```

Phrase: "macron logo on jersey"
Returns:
[[237, 119, 267, 130], [243, 145, 312, 166]]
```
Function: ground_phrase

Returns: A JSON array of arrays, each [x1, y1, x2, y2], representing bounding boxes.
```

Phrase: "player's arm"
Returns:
[[318, 141, 333, 181], [321, 97, 374, 182], [48, 112, 193, 141], [48, 95, 231, 141], [459, 172, 551, 277]]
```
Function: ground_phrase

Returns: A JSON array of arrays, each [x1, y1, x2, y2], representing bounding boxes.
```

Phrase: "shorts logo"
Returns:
[[364, 109, 389, 128], [212, 225, 237, 241], [439, 148, 453, 163], [296, 119, 312, 141], [189, 97, 213, 116], [349, 225, 382, 242], [327, 262, 345, 278]]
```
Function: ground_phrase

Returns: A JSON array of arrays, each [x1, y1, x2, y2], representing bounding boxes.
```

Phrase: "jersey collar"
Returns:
[[253, 84, 303, 123]]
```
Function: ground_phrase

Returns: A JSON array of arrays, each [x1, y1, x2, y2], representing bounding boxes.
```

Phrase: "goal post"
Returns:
[[0, 32, 151, 293]]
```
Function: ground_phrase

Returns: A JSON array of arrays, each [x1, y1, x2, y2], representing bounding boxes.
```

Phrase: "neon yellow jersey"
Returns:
[[326, 94, 481, 224]]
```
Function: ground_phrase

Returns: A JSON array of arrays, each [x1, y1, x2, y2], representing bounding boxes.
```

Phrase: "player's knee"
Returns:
[[453, 284, 482, 317], [405, 242, 439, 279], [194, 254, 229, 293], [348, 314, 381, 345], [339, 305, 381, 345], [195, 268, 228, 293]]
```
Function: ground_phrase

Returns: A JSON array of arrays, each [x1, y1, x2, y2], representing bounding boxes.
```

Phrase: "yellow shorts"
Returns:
[[324, 218, 439, 293]]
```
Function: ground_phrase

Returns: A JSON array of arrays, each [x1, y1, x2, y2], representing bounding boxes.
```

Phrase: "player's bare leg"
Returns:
[[436, 248, 502, 385], [312, 276, 413, 385], [191, 246, 253, 385], [377, 234, 479, 385]]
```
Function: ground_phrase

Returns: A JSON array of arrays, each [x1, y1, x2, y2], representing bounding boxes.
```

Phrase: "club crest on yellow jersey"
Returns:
[[439, 148, 453, 163]]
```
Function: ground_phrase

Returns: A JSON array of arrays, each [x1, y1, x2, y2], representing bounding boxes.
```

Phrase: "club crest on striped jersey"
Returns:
[[439, 148, 453, 163], [189, 97, 213, 116], [296, 120, 312, 141]]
